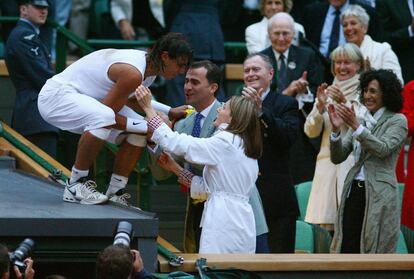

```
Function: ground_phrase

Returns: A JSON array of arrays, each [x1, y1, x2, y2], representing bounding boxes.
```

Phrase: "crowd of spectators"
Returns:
[[1, 0, 414, 257]]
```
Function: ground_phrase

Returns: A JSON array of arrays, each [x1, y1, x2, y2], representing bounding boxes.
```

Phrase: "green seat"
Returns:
[[397, 230, 408, 254], [295, 220, 314, 253], [295, 181, 312, 221], [0, 42, 4, 59]]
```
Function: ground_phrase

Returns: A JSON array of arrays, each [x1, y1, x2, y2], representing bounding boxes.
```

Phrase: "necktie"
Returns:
[[183, 113, 203, 192], [191, 113, 203, 137], [277, 54, 287, 93], [328, 8, 341, 55]]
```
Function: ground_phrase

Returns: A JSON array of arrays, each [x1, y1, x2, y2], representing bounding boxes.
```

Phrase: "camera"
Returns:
[[9, 238, 35, 273], [113, 221, 134, 248]]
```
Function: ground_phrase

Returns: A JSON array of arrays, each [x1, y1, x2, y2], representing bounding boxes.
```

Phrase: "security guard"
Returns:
[[5, 0, 59, 158]]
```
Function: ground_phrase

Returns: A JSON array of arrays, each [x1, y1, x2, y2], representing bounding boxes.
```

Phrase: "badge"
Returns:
[[30, 47, 39, 56], [288, 61, 296, 70]]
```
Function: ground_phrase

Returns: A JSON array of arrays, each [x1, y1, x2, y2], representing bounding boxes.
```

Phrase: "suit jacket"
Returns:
[[5, 20, 58, 136], [166, 0, 225, 62], [261, 45, 322, 184], [302, 0, 383, 51], [330, 110, 407, 253], [256, 90, 300, 219], [376, 0, 414, 82]]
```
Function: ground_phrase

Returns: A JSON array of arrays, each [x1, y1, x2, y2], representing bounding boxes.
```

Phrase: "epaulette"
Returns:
[[23, 34, 35, 40]]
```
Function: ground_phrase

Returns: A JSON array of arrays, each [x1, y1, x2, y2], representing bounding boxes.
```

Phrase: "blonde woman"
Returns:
[[304, 43, 365, 232]]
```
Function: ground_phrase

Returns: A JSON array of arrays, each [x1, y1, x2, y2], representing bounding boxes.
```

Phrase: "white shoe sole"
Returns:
[[63, 188, 108, 205]]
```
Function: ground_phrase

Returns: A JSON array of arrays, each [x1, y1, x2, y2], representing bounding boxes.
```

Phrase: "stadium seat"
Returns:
[[397, 230, 408, 254], [295, 220, 314, 253], [295, 181, 312, 221]]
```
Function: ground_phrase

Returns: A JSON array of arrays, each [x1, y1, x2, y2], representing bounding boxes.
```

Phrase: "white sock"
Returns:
[[69, 167, 89, 184], [106, 174, 128, 196]]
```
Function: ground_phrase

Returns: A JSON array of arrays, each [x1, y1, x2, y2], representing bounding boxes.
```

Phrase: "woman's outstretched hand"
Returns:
[[135, 85, 156, 118]]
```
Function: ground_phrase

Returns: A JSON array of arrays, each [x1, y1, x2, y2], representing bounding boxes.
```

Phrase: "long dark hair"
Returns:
[[226, 96, 263, 159]]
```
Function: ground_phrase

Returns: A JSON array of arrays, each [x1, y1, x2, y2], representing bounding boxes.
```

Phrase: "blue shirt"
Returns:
[[319, 1, 350, 57]]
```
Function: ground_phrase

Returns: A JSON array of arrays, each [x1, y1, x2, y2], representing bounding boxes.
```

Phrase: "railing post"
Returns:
[[55, 26, 67, 73]]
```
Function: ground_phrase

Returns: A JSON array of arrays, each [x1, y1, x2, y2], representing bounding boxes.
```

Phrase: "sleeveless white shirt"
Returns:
[[51, 49, 156, 101]]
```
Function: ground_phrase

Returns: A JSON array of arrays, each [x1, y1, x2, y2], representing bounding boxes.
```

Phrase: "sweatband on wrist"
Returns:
[[151, 100, 171, 115], [126, 118, 148, 133]]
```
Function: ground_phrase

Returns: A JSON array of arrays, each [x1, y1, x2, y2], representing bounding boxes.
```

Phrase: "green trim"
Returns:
[[0, 122, 68, 181]]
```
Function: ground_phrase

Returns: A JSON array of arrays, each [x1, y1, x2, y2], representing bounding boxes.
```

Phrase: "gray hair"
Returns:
[[330, 43, 365, 75], [342, 4, 370, 28], [267, 12, 295, 33], [244, 53, 274, 70]]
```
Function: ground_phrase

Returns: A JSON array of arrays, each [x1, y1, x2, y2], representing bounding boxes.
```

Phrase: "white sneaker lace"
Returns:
[[112, 193, 131, 205], [82, 180, 99, 193]]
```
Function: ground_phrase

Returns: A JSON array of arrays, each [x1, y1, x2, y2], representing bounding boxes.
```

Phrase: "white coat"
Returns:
[[152, 123, 257, 253]]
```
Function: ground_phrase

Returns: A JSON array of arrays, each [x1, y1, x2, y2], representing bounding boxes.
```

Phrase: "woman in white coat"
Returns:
[[342, 4, 404, 84], [245, 0, 305, 53], [136, 86, 262, 254], [304, 43, 365, 232]]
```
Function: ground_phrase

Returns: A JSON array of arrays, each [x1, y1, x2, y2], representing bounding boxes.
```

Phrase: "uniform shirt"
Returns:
[[51, 49, 156, 101]]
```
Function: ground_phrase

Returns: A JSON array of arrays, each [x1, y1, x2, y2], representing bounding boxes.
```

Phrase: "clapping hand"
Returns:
[[241, 86, 264, 114], [326, 84, 346, 104], [334, 103, 359, 130], [316, 83, 328, 113]]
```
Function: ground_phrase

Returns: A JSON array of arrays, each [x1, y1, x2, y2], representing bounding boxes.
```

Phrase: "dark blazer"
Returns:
[[165, 0, 225, 62], [5, 20, 58, 136], [302, 0, 383, 50], [261, 45, 322, 184], [256, 90, 300, 219], [261, 45, 322, 113], [376, 0, 414, 82]]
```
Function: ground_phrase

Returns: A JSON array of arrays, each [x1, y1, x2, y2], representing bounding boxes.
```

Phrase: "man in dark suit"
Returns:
[[302, 0, 382, 58], [163, 0, 225, 107], [242, 53, 301, 253], [5, 0, 58, 157], [376, 0, 414, 82], [261, 12, 323, 185]]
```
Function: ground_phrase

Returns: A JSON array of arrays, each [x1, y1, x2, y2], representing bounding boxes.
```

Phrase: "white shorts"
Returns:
[[38, 79, 146, 146]]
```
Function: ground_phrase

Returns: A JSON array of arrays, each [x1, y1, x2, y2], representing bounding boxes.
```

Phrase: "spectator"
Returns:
[[304, 43, 365, 233], [5, 0, 59, 158], [163, 0, 225, 107], [137, 88, 262, 254], [68, 0, 90, 54], [245, 0, 305, 53], [302, 0, 382, 59], [261, 12, 323, 184], [38, 33, 191, 206], [96, 245, 151, 279], [242, 53, 301, 253], [342, 4, 404, 84], [148, 60, 269, 254], [400, 81, 414, 231], [376, 0, 414, 83], [328, 69, 407, 253], [0, 243, 35, 279]]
